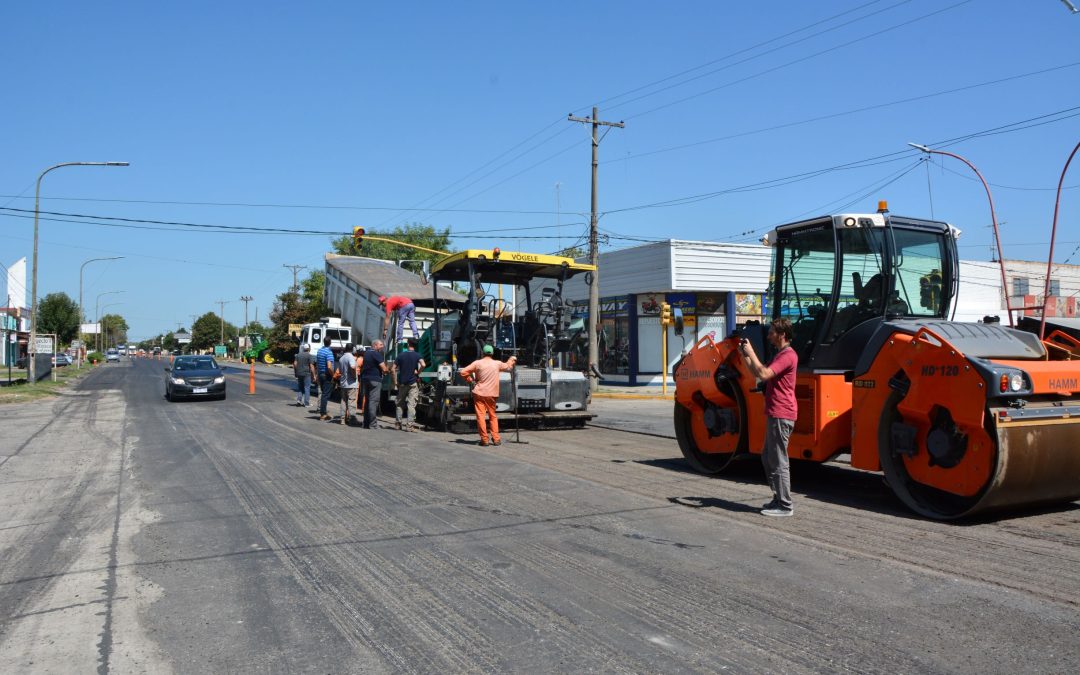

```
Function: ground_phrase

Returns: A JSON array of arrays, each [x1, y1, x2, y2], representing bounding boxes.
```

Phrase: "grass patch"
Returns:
[[0, 364, 100, 404]]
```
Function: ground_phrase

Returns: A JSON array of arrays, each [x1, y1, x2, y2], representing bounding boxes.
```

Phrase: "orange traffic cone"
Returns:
[[248, 360, 256, 395]]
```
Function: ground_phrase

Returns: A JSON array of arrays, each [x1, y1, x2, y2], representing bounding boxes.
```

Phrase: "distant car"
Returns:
[[165, 355, 226, 401], [51, 354, 73, 367], [153, 346, 162, 355], [105, 348, 120, 363]]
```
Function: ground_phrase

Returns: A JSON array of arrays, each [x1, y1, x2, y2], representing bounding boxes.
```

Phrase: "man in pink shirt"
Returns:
[[379, 295, 418, 343], [739, 317, 799, 517], [459, 344, 517, 446]]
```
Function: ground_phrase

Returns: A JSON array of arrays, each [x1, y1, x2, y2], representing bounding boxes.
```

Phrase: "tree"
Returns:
[[555, 245, 586, 259], [37, 292, 80, 344], [300, 270, 330, 318], [100, 313, 129, 347], [330, 222, 454, 270], [191, 312, 236, 352]]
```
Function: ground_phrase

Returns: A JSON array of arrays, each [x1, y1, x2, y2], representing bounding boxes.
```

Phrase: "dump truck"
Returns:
[[397, 248, 597, 432], [674, 207, 1080, 519]]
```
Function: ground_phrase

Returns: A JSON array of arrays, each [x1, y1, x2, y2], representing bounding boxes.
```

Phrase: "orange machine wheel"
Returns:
[[674, 377, 747, 474], [876, 390, 996, 519]]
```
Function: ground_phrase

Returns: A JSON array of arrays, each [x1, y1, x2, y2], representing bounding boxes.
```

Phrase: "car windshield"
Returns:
[[174, 357, 218, 371]]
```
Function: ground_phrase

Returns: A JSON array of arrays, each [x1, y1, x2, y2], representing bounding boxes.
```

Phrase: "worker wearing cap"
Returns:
[[379, 295, 418, 343], [459, 344, 516, 446], [294, 343, 314, 407]]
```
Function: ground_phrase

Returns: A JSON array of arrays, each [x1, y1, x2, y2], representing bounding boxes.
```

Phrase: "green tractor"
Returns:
[[242, 334, 275, 364]]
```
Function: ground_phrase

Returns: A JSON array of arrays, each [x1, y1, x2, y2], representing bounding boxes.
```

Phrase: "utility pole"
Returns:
[[239, 295, 253, 353], [568, 106, 624, 392], [283, 264, 307, 293], [215, 300, 229, 353]]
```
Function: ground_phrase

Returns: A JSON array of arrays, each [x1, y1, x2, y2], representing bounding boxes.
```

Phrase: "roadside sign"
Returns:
[[34, 336, 54, 354], [175, 331, 192, 344], [71, 339, 83, 348], [81, 322, 101, 334], [214, 345, 227, 356], [288, 323, 303, 338]]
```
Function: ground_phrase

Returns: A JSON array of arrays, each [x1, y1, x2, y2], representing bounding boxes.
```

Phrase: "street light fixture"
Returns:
[[28, 161, 129, 383], [95, 290, 125, 352], [907, 143, 1012, 326], [78, 256, 124, 368], [1039, 140, 1080, 339]]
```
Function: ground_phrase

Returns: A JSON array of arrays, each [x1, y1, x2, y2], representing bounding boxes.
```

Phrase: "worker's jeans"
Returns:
[[362, 380, 382, 428], [762, 417, 794, 510], [395, 382, 419, 426], [396, 303, 418, 342], [296, 373, 311, 406], [318, 373, 334, 415], [473, 395, 500, 444]]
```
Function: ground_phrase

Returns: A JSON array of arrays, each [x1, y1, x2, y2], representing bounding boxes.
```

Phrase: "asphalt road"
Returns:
[[1, 357, 1078, 673]]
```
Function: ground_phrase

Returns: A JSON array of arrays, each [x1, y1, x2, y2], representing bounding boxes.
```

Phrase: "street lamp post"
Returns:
[[908, 144, 1012, 326], [78, 256, 124, 368], [1039, 140, 1080, 339], [28, 161, 128, 383], [95, 290, 124, 352]]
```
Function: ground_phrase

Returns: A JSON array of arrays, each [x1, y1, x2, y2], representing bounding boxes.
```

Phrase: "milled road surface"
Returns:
[[1, 357, 1077, 673]]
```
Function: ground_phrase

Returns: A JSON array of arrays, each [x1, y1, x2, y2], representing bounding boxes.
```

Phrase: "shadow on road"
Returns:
[[644, 453, 1080, 524]]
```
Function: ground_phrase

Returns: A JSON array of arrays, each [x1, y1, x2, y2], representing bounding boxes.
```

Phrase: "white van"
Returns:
[[298, 317, 355, 355]]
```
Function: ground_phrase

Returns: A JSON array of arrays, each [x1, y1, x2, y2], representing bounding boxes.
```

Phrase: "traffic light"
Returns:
[[660, 302, 672, 327], [353, 226, 365, 250]]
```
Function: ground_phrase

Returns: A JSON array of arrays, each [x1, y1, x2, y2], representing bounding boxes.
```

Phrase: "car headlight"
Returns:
[[171, 377, 185, 385], [213, 376, 225, 384]]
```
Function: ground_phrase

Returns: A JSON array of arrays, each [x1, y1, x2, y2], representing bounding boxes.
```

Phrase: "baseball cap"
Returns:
[[482, 344, 494, 355], [301, 343, 310, 351], [378, 295, 387, 303]]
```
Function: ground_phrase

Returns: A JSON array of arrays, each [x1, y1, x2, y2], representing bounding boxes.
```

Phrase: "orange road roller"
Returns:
[[673, 210, 1080, 519]]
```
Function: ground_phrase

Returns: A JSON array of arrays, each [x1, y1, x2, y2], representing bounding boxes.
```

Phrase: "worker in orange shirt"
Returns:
[[459, 344, 517, 446]]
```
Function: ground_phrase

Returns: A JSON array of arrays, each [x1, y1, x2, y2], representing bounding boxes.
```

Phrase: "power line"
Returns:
[[604, 104, 1080, 215], [619, 0, 975, 122], [587, 0, 900, 113], [604, 62, 1080, 166]]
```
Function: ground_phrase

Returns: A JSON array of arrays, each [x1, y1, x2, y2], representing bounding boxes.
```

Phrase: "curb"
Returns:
[[593, 392, 674, 401]]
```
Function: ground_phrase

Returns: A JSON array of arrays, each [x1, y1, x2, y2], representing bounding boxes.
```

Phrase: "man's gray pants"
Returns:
[[362, 380, 382, 428], [396, 382, 419, 426], [762, 417, 795, 510]]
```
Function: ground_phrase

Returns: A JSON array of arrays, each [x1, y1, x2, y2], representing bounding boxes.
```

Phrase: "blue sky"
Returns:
[[2, 1, 1078, 340]]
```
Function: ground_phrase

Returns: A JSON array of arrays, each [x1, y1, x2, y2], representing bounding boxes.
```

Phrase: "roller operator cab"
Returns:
[[674, 210, 1080, 520], [406, 248, 597, 432]]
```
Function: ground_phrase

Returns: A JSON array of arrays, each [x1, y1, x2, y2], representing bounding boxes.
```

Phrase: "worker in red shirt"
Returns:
[[459, 344, 517, 446], [379, 295, 418, 343], [739, 317, 799, 517]]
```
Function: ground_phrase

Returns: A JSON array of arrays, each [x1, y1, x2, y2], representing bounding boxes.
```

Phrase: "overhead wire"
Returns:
[[604, 63, 1080, 166], [619, 0, 975, 122], [586, 0, 900, 112]]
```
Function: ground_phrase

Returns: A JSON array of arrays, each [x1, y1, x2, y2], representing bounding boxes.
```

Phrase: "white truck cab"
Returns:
[[298, 317, 354, 354]]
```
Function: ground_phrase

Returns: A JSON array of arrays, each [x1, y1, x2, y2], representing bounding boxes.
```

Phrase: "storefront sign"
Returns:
[[735, 293, 764, 316], [638, 293, 662, 315], [665, 293, 696, 315], [600, 296, 628, 317], [697, 293, 724, 315]]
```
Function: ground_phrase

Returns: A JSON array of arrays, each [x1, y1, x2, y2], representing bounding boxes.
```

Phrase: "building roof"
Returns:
[[326, 254, 467, 306]]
